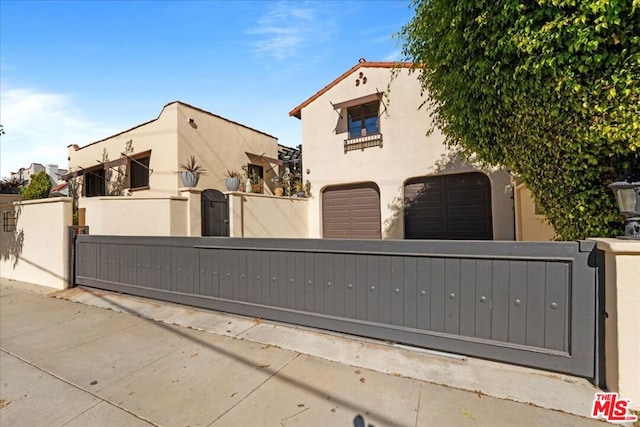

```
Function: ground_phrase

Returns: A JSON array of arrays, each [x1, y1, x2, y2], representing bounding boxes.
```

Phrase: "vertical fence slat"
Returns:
[[508, 261, 528, 345], [444, 258, 461, 334], [403, 257, 417, 328], [276, 251, 287, 307], [314, 253, 325, 314], [334, 254, 346, 318], [378, 256, 391, 325], [526, 261, 546, 348], [324, 253, 335, 316], [287, 252, 296, 309], [366, 255, 379, 323], [416, 257, 431, 330], [304, 252, 314, 312], [355, 255, 367, 321], [234, 249, 247, 301], [260, 250, 271, 305], [390, 257, 404, 327], [545, 262, 569, 352], [459, 259, 476, 337], [430, 258, 445, 332], [294, 252, 305, 310], [245, 250, 255, 301], [475, 260, 492, 339], [345, 254, 356, 318], [219, 249, 233, 299], [491, 260, 510, 342]]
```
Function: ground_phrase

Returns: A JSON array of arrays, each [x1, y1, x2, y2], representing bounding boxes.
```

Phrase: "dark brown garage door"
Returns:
[[404, 172, 493, 240], [323, 183, 381, 239]]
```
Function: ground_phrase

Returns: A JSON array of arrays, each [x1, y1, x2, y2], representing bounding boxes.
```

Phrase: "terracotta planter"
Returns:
[[274, 187, 284, 196]]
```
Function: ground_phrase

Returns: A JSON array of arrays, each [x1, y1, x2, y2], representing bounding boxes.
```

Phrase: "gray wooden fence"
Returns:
[[75, 236, 603, 384]]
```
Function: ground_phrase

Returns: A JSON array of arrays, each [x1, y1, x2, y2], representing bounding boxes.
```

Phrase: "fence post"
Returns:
[[68, 225, 89, 288]]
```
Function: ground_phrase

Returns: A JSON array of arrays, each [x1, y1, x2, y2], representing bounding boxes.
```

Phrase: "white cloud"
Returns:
[[248, 2, 335, 60], [0, 87, 114, 177]]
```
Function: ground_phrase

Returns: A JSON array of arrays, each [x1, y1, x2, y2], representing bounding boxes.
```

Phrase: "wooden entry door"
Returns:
[[201, 189, 229, 237]]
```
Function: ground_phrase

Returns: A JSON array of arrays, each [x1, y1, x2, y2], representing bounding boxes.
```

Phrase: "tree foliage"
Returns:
[[399, 0, 640, 240], [20, 171, 52, 200]]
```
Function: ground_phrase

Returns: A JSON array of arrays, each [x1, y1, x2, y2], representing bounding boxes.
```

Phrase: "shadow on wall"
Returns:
[[383, 149, 505, 239], [1, 203, 24, 268]]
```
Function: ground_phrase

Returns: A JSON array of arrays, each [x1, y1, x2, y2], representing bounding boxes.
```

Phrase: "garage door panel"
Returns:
[[447, 190, 490, 200], [323, 184, 381, 239], [447, 206, 491, 216], [405, 173, 493, 240]]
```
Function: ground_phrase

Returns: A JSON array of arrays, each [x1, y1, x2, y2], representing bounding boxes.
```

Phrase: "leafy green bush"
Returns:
[[399, 0, 640, 240], [20, 171, 52, 200]]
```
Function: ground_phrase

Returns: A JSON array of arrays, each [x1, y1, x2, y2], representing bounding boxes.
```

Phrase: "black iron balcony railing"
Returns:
[[344, 133, 383, 153]]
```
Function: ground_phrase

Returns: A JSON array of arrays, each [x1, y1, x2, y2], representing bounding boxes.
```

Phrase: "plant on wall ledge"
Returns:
[[179, 156, 207, 187], [224, 170, 241, 191]]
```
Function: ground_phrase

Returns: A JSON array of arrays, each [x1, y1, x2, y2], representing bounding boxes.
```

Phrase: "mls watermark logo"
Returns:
[[591, 392, 638, 423]]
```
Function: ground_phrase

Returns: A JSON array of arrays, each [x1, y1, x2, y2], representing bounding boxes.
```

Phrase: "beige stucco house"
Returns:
[[289, 60, 516, 240], [68, 101, 279, 198], [67, 101, 283, 236]]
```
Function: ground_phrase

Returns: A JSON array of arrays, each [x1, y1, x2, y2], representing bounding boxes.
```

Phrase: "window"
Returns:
[[128, 154, 150, 190], [2, 211, 16, 232], [247, 163, 264, 193], [348, 101, 380, 139], [84, 168, 106, 197]]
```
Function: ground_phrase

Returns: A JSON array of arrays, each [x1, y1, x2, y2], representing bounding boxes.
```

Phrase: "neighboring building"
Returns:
[[289, 60, 515, 240], [50, 182, 69, 197], [67, 101, 280, 198], [11, 163, 68, 188]]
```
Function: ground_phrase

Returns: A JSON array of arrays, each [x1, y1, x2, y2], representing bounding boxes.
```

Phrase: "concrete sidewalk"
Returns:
[[0, 278, 611, 426]]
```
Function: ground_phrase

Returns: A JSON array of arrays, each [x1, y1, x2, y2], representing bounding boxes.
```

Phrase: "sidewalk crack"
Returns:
[[0, 348, 159, 426], [207, 352, 301, 426]]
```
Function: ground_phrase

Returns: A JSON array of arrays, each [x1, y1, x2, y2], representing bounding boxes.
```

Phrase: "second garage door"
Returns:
[[322, 183, 381, 239], [404, 172, 493, 240]]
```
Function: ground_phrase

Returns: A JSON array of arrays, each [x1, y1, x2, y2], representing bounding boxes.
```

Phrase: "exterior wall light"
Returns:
[[608, 169, 640, 239]]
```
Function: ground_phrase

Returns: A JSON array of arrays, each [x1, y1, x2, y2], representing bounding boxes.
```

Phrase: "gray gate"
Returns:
[[74, 236, 603, 385], [201, 189, 228, 237]]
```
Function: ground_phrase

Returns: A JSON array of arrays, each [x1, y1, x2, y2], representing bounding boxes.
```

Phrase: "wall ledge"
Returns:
[[226, 191, 310, 202], [6, 197, 73, 206], [178, 187, 203, 195], [82, 196, 188, 202], [589, 238, 640, 255]]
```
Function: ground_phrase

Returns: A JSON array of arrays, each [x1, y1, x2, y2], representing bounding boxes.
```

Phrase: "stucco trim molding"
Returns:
[[590, 238, 640, 255]]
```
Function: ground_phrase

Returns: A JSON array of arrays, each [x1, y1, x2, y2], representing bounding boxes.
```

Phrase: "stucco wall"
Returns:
[[514, 184, 555, 241], [68, 102, 280, 199], [228, 192, 308, 238], [592, 239, 640, 410], [298, 66, 515, 240], [0, 198, 72, 290], [176, 104, 280, 194], [79, 196, 188, 236], [68, 103, 180, 197]]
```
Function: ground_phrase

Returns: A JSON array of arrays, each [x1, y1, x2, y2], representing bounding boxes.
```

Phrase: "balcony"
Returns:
[[344, 133, 383, 153]]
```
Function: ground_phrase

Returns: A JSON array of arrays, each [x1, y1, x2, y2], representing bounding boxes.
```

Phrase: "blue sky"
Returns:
[[0, 0, 414, 177]]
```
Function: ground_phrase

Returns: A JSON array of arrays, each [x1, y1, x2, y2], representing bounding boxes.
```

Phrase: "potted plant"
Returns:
[[272, 176, 285, 196], [295, 180, 306, 197], [224, 170, 241, 191], [179, 155, 207, 187], [305, 180, 311, 197]]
